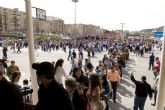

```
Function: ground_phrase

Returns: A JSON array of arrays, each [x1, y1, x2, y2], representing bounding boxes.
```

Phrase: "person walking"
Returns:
[[68, 46, 72, 60], [151, 75, 159, 106], [7, 60, 20, 80], [131, 74, 152, 110], [88, 74, 105, 110], [54, 59, 67, 86], [148, 53, 155, 70], [2, 46, 8, 59], [107, 66, 120, 103], [153, 57, 160, 79], [0, 57, 8, 75], [17, 44, 22, 54], [10, 71, 22, 89]]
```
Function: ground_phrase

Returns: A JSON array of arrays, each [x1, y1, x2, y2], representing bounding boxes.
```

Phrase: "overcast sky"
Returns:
[[0, 0, 165, 31]]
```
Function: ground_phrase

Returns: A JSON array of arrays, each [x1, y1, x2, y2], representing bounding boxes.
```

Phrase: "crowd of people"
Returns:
[[0, 38, 162, 110]]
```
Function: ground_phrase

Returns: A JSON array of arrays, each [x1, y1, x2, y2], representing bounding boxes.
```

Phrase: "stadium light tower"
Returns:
[[120, 23, 125, 40], [72, 0, 79, 39]]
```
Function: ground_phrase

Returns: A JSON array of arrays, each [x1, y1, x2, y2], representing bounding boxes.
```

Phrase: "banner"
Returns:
[[154, 32, 163, 38]]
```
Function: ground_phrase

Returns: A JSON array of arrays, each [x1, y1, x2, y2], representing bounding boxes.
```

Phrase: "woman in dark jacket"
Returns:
[[72, 67, 89, 110], [72, 67, 89, 87], [100, 75, 111, 96]]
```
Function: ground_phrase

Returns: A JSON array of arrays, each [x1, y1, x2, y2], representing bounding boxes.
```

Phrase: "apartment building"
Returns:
[[0, 6, 104, 39], [47, 16, 64, 34], [0, 7, 26, 34], [33, 16, 65, 34], [64, 24, 101, 38]]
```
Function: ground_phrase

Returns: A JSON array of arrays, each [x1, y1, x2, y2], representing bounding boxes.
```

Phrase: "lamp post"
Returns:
[[72, 0, 79, 40], [120, 23, 125, 40]]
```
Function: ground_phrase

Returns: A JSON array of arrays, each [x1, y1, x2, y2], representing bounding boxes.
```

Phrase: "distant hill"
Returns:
[[156, 26, 164, 32], [140, 26, 164, 32]]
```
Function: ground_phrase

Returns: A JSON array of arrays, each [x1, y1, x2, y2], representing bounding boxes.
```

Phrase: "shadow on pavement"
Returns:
[[116, 92, 122, 103], [108, 100, 132, 110], [126, 58, 136, 64], [121, 78, 135, 88], [118, 84, 134, 98], [90, 56, 98, 58], [142, 56, 149, 58], [123, 68, 133, 80], [125, 59, 136, 68], [106, 56, 136, 110], [123, 58, 136, 80]]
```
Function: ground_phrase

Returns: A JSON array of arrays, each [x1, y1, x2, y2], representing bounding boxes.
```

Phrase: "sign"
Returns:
[[154, 32, 163, 38], [36, 8, 46, 20]]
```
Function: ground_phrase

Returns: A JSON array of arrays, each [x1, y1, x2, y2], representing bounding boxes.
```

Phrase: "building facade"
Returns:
[[64, 24, 101, 38], [0, 7, 26, 35], [33, 16, 65, 35], [0, 6, 105, 39]]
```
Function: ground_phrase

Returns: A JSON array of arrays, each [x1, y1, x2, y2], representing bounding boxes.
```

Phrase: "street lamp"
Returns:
[[72, 0, 79, 40], [120, 23, 125, 40]]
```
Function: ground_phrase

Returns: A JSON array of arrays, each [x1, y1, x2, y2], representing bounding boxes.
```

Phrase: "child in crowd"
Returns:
[[22, 79, 33, 102]]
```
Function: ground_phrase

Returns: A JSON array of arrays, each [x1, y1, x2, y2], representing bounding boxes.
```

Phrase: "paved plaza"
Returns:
[[0, 46, 161, 110]]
